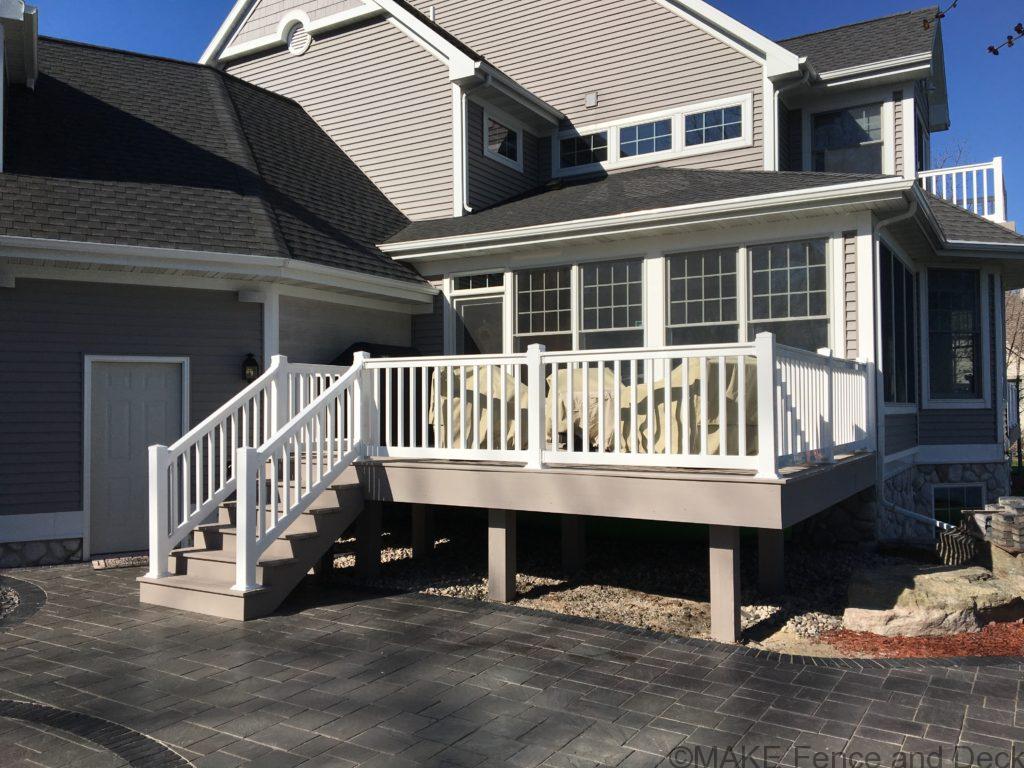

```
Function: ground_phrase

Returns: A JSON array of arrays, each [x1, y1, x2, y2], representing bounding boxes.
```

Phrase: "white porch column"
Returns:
[[709, 525, 741, 643], [487, 509, 517, 602]]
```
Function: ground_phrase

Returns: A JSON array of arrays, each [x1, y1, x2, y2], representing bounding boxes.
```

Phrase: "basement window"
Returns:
[[933, 484, 984, 526]]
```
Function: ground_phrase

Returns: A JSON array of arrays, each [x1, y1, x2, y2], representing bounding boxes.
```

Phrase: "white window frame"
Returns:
[[482, 107, 524, 173], [444, 270, 511, 354], [665, 246, 743, 344], [931, 483, 985, 525], [553, 93, 754, 178], [578, 256, 647, 349], [920, 266, 992, 410], [801, 88, 896, 176]]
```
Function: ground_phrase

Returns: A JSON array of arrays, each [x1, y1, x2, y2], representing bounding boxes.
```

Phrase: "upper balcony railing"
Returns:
[[918, 157, 1008, 223]]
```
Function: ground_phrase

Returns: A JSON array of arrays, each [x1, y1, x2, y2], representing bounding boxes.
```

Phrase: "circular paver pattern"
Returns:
[[0, 575, 46, 629]]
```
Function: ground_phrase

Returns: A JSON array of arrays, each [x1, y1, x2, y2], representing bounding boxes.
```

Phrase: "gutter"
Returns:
[[773, 60, 811, 170]]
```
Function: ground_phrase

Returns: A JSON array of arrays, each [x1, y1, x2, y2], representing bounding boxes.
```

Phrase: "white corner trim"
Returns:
[[481, 105, 524, 173], [380, 177, 914, 258], [0, 511, 84, 545], [238, 287, 280, 364], [82, 356, 190, 560]]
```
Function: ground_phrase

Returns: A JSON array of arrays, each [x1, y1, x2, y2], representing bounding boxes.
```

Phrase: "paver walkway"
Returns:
[[0, 565, 1021, 768]]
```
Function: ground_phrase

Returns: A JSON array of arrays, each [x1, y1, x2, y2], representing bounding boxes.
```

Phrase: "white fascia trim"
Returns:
[[216, 5, 385, 63], [380, 178, 914, 257], [200, 0, 255, 64], [0, 235, 437, 303], [817, 54, 932, 84], [651, 0, 799, 78], [368, 0, 474, 74]]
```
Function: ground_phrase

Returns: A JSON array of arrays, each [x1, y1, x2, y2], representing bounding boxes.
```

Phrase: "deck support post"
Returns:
[[355, 500, 383, 579], [561, 515, 586, 575], [487, 509, 517, 602], [411, 503, 433, 559], [709, 525, 741, 644], [757, 529, 785, 596]]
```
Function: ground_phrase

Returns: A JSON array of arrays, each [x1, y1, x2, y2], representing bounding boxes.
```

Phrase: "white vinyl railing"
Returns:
[[232, 356, 365, 591], [146, 355, 347, 579], [919, 157, 1007, 222]]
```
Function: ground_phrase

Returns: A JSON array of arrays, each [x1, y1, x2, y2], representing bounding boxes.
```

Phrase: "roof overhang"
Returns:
[[0, 0, 37, 87], [380, 177, 914, 261], [0, 235, 438, 308]]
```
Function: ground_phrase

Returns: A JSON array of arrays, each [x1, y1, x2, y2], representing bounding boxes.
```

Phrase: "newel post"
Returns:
[[817, 347, 835, 464], [232, 447, 260, 592], [754, 333, 778, 479], [147, 444, 171, 579], [270, 355, 290, 432], [351, 351, 370, 454], [525, 344, 546, 469]]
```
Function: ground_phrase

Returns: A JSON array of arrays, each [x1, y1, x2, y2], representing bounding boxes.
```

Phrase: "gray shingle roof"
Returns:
[[926, 194, 1024, 246], [0, 37, 422, 283], [386, 166, 889, 244], [778, 7, 937, 74]]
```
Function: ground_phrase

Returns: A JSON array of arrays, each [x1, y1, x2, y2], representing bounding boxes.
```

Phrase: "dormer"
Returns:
[[0, 0, 38, 171]]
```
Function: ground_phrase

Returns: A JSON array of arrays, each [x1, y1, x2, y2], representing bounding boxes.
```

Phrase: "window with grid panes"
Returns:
[[580, 259, 644, 349], [666, 249, 739, 345], [513, 267, 572, 352], [560, 132, 608, 168], [747, 239, 829, 351]]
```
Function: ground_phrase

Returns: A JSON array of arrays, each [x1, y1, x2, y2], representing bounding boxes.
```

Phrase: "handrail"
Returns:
[[918, 157, 1006, 222], [232, 354, 367, 591]]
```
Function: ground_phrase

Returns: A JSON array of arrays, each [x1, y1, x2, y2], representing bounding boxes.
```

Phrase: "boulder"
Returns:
[[843, 565, 1024, 636]]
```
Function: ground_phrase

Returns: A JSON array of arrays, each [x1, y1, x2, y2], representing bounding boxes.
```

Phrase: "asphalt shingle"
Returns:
[[926, 194, 1024, 246]]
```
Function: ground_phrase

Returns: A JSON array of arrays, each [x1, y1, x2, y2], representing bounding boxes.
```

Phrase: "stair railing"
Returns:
[[232, 353, 368, 592], [147, 355, 347, 579]]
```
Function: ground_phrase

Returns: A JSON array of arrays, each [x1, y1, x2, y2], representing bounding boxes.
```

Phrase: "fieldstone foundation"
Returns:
[[879, 466, 933, 544], [0, 539, 82, 568]]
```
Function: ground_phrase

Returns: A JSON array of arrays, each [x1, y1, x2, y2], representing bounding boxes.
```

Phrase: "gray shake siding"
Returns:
[[415, 0, 766, 171], [278, 296, 411, 363], [0, 280, 262, 517], [843, 231, 857, 359], [466, 100, 548, 211], [226, 18, 454, 221], [893, 90, 904, 175], [885, 413, 918, 454], [230, 0, 365, 46]]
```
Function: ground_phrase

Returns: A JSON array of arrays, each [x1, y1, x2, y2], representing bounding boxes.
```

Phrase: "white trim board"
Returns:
[[0, 511, 83, 545], [82, 356, 190, 560]]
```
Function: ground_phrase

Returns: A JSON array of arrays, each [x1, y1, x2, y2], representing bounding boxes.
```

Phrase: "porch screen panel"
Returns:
[[928, 268, 981, 399], [514, 266, 572, 352], [747, 239, 829, 351], [580, 258, 644, 349], [666, 249, 739, 345], [880, 244, 917, 404]]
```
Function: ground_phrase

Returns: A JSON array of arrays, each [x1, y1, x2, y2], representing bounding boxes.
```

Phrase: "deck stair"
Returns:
[[139, 483, 363, 620]]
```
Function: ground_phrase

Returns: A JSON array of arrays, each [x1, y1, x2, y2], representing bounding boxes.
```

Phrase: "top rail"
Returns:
[[918, 157, 1007, 222]]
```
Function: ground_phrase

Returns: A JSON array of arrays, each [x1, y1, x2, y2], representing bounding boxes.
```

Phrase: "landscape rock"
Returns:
[[843, 564, 1024, 636]]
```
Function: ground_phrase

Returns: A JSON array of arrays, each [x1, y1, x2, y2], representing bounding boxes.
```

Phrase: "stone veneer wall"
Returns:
[[0, 539, 83, 568]]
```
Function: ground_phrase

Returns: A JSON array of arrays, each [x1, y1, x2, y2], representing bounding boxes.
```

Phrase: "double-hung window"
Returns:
[[666, 249, 739, 345], [928, 268, 982, 400], [880, 245, 917, 404], [513, 267, 572, 352], [484, 112, 522, 171], [748, 239, 829, 351], [812, 104, 883, 173], [560, 132, 608, 169], [580, 259, 644, 349]]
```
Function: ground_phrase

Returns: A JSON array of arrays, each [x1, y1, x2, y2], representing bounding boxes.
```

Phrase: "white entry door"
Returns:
[[88, 360, 185, 555]]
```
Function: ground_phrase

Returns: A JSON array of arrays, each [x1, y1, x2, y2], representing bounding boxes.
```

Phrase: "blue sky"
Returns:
[[36, 0, 1023, 222]]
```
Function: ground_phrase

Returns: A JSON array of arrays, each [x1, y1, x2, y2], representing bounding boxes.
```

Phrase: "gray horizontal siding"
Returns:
[[417, 0, 766, 171], [843, 231, 858, 359], [230, 0, 365, 46], [466, 100, 547, 210], [412, 280, 445, 355], [893, 89, 904, 176], [885, 413, 917, 454], [279, 295, 411, 364], [0, 280, 262, 517], [919, 409, 997, 444], [226, 17, 454, 221]]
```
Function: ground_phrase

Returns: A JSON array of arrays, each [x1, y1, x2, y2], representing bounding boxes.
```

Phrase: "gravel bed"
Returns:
[[0, 585, 19, 620], [331, 510, 922, 644]]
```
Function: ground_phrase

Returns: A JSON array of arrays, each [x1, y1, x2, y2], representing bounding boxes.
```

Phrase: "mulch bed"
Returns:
[[822, 620, 1024, 658]]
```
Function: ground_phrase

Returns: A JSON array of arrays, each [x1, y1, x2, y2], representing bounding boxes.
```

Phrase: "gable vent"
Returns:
[[286, 22, 311, 56]]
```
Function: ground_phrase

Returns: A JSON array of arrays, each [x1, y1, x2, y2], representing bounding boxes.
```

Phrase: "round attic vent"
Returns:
[[286, 22, 312, 56]]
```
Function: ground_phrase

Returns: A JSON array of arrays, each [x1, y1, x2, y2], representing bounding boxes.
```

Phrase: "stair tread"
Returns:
[[215, 527, 320, 541], [178, 549, 298, 567], [137, 573, 269, 596]]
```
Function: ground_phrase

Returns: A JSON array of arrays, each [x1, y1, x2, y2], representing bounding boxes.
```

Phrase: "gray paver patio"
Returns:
[[0, 564, 1021, 768]]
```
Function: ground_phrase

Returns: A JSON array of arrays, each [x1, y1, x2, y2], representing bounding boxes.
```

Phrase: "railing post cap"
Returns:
[[352, 351, 372, 363], [271, 354, 288, 366], [817, 347, 832, 357], [527, 343, 547, 353]]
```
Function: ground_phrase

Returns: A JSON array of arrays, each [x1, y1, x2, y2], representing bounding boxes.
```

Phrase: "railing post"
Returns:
[[270, 355, 290, 432], [754, 333, 778, 479], [993, 156, 1006, 223], [817, 347, 835, 464], [232, 447, 260, 592], [525, 344, 546, 469], [147, 444, 171, 579], [352, 352, 370, 454]]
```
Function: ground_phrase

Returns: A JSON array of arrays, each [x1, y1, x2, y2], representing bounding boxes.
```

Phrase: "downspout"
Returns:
[[871, 197, 919, 523], [773, 64, 811, 171], [461, 86, 473, 215]]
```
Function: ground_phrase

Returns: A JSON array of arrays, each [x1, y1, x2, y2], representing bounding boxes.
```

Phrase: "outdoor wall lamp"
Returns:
[[243, 353, 260, 383]]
